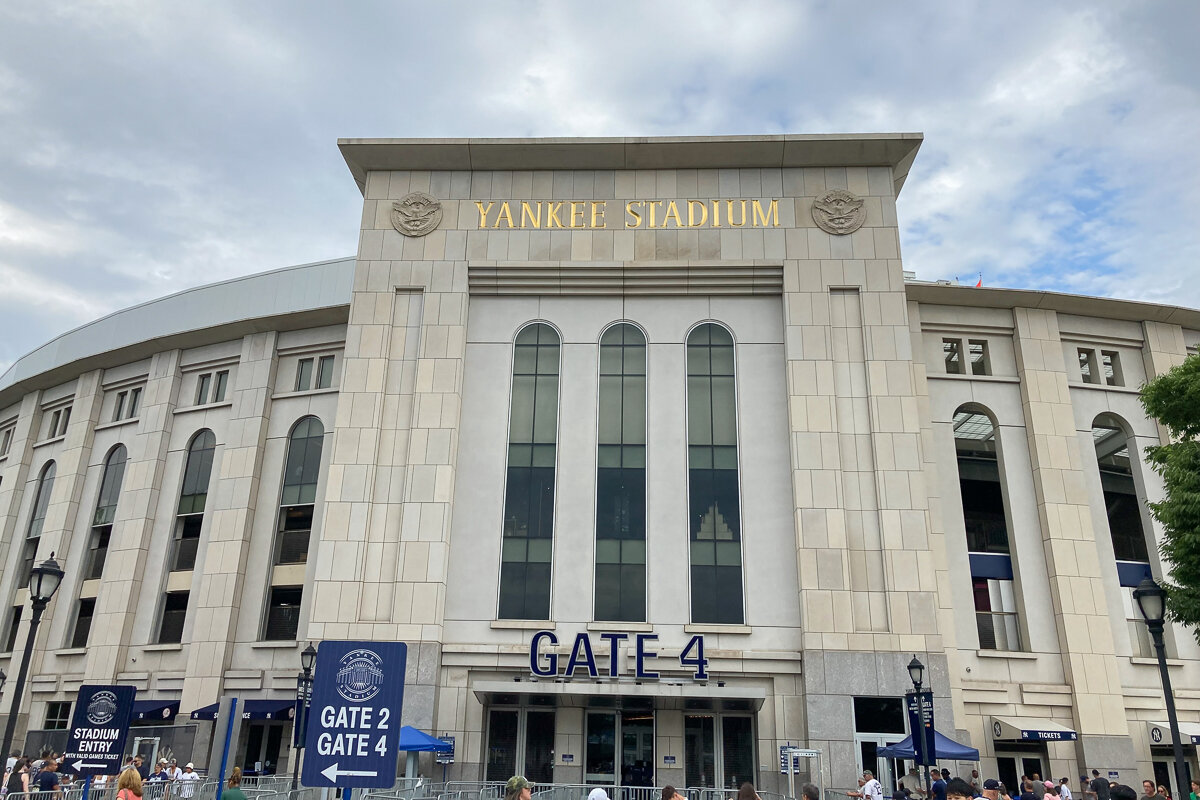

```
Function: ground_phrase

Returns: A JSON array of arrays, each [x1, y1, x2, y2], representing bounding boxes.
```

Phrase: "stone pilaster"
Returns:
[[85, 349, 183, 681], [1012, 307, 1134, 771], [180, 332, 277, 711], [308, 169, 468, 729]]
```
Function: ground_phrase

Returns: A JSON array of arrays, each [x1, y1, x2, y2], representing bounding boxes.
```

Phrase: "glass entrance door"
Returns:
[[685, 714, 754, 789], [487, 709, 557, 783], [587, 711, 656, 787]]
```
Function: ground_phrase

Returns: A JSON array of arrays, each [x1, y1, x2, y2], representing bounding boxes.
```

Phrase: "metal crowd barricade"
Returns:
[[437, 782, 506, 800]]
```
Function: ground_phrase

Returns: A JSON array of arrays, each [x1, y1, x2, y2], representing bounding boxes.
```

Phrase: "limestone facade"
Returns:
[[0, 136, 1197, 791]]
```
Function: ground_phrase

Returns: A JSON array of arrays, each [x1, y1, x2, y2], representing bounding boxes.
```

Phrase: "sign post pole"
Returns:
[[216, 698, 239, 800]]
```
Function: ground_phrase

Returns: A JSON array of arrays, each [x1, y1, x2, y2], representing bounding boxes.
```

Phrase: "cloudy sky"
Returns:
[[1, 2, 1198, 373]]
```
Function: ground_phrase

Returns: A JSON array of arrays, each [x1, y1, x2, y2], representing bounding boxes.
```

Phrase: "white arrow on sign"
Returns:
[[72, 760, 110, 771], [321, 763, 378, 782]]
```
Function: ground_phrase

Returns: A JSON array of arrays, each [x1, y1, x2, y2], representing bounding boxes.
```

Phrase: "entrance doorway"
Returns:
[[683, 714, 754, 789], [585, 711, 655, 787], [996, 755, 1045, 793], [1153, 757, 1194, 800], [242, 723, 285, 774], [485, 708, 556, 784], [131, 737, 160, 770], [853, 697, 906, 792]]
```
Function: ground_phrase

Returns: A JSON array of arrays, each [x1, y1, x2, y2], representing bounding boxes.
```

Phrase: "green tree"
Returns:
[[1141, 353, 1200, 636]]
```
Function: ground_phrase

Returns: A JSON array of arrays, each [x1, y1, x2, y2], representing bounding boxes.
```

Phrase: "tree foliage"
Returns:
[[1141, 354, 1200, 638]]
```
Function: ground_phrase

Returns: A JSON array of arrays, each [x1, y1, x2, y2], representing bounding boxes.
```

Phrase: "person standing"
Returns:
[[902, 767, 928, 799], [1033, 775, 1047, 800], [222, 767, 248, 800], [168, 760, 183, 782], [116, 767, 144, 800], [1092, 771, 1113, 800], [1143, 780, 1167, 800], [970, 772, 982, 794], [34, 755, 63, 798], [176, 763, 201, 800], [932, 769, 949, 800], [5, 757, 30, 796], [1061, 779, 1074, 800], [862, 771, 884, 800]]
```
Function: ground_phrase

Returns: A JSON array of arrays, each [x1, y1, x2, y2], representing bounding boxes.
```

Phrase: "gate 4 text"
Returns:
[[529, 632, 709, 680]]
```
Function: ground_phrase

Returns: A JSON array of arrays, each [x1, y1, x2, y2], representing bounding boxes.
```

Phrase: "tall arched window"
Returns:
[[85, 445, 128, 580], [953, 406, 1021, 650], [22, 461, 56, 580], [158, 430, 215, 645], [595, 324, 647, 622], [172, 430, 216, 573], [1092, 414, 1154, 656], [686, 323, 744, 624], [499, 323, 560, 620], [263, 417, 325, 642]]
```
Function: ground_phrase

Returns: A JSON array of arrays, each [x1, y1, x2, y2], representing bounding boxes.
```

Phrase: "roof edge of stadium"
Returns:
[[337, 133, 925, 197]]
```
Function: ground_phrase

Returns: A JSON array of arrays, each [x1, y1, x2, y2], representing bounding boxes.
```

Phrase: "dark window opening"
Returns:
[[262, 586, 302, 641], [4, 606, 22, 652], [85, 526, 111, 580], [853, 696, 906, 734], [276, 506, 313, 564], [45, 701, 71, 730], [71, 598, 95, 648], [157, 592, 189, 644], [172, 515, 202, 572]]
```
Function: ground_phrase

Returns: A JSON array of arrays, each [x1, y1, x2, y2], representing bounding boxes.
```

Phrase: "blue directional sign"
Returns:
[[63, 684, 138, 776], [302, 641, 407, 788]]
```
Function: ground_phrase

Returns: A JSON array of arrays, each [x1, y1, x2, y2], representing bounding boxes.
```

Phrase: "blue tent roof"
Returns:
[[877, 730, 979, 761], [398, 726, 453, 752]]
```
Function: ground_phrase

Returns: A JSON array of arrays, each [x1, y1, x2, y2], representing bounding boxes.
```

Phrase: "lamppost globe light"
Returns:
[[28, 553, 65, 602], [1134, 577, 1167, 626], [907, 655, 925, 689], [301, 642, 317, 673]]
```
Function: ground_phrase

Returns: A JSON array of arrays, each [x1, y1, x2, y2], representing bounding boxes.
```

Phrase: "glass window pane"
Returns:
[[684, 716, 716, 788], [599, 344, 622, 375], [508, 376, 536, 443], [688, 377, 713, 445], [622, 376, 646, 443], [485, 710, 519, 782], [296, 359, 313, 391], [532, 376, 559, 443], [721, 717, 755, 789], [598, 376, 622, 444]]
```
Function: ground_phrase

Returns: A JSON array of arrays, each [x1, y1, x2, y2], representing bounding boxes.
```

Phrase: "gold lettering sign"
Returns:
[[473, 199, 780, 230]]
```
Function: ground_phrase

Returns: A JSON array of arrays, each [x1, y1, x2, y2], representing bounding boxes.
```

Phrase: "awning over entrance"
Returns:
[[189, 700, 295, 721], [991, 716, 1077, 742], [472, 679, 767, 711], [133, 700, 180, 722], [1147, 721, 1200, 746]]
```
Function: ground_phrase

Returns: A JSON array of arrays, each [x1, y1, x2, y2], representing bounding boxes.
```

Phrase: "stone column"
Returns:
[[180, 332, 278, 710], [85, 349, 183, 681], [0, 390, 44, 739], [1012, 307, 1134, 771], [308, 169, 469, 731], [786, 166, 946, 789]]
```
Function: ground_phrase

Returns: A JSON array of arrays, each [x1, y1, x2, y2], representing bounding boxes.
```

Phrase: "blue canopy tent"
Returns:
[[878, 730, 980, 761], [398, 726, 452, 778]]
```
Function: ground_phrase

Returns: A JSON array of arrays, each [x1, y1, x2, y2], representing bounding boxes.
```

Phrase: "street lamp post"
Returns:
[[1, 554, 64, 758], [1134, 578, 1188, 800], [907, 656, 932, 795], [291, 643, 317, 799]]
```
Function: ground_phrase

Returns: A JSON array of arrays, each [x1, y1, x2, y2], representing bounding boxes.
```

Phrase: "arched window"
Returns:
[[1092, 414, 1154, 657], [172, 429, 216, 572], [499, 324, 560, 620], [594, 324, 647, 622], [263, 417, 325, 641], [85, 445, 128, 580], [686, 323, 744, 624], [22, 461, 56, 580], [953, 406, 1020, 651]]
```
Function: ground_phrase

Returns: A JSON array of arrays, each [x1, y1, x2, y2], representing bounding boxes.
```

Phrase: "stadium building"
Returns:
[[0, 134, 1197, 793]]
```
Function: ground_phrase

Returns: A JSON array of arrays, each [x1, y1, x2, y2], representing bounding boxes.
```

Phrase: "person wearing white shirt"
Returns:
[[1061, 779, 1074, 800], [176, 763, 201, 799], [863, 772, 884, 800]]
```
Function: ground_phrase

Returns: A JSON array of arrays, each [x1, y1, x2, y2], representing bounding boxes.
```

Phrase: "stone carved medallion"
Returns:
[[391, 192, 443, 237], [811, 188, 866, 235]]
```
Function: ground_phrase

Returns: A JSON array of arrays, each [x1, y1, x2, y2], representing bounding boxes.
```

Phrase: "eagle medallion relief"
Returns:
[[391, 192, 443, 237]]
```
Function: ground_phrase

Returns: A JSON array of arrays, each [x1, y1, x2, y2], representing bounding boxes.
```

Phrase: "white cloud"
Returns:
[[0, 0, 1198, 371]]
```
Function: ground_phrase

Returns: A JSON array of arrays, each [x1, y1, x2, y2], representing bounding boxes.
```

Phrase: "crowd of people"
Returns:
[[860, 765, 1199, 800], [0, 748, 212, 798]]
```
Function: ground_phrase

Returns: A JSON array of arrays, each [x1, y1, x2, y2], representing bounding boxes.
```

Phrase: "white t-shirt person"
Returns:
[[863, 774, 884, 800], [176, 765, 201, 798]]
